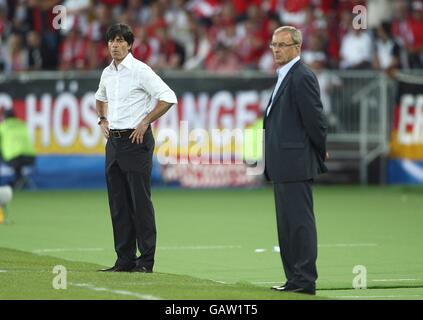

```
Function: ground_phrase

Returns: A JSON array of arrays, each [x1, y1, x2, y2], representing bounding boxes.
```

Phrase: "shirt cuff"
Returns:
[[95, 93, 108, 102]]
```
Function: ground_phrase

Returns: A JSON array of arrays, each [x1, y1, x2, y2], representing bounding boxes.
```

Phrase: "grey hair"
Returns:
[[273, 26, 302, 46]]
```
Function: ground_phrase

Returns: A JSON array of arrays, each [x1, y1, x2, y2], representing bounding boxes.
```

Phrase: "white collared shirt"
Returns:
[[95, 53, 178, 129], [266, 55, 300, 116]]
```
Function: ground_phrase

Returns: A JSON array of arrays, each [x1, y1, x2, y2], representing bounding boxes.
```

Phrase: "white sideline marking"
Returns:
[[70, 282, 161, 300], [32, 248, 105, 254], [372, 278, 420, 282], [209, 280, 228, 284], [254, 278, 422, 285], [32, 244, 377, 255], [0, 270, 7, 273], [267, 243, 378, 253], [158, 245, 242, 250], [32, 245, 241, 254], [318, 243, 378, 248], [255, 249, 266, 253]]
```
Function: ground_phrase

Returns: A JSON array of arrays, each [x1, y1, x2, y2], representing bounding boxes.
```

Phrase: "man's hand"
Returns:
[[100, 120, 109, 138], [130, 120, 149, 144], [325, 152, 330, 160]]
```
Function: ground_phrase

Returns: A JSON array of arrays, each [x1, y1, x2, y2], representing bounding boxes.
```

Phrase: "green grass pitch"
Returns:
[[0, 186, 422, 300]]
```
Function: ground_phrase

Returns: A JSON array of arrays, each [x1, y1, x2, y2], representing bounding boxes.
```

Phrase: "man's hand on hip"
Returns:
[[100, 120, 109, 138], [130, 120, 149, 144]]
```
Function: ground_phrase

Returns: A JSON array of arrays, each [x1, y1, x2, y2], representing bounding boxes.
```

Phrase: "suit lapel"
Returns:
[[264, 72, 291, 120], [264, 60, 301, 120], [264, 84, 276, 116]]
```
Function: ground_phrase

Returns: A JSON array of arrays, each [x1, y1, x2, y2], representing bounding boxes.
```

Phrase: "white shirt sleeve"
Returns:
[[139, 66, 178, 104], [95, 70, 108, 102]]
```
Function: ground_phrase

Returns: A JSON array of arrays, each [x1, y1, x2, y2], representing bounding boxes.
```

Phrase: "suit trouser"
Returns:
[[105, 128, 156, 269], [273, 180, 318, 289]]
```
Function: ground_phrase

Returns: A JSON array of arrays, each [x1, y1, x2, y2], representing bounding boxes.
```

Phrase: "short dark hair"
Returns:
[[105, 23, 134, 46], [380, 21, 392, 38]]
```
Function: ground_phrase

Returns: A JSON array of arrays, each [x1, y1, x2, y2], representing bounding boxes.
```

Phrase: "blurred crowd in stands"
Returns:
[[0, 0, 422, 75]]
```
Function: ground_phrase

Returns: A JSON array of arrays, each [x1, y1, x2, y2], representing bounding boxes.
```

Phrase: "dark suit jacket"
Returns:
[[264, 60, 328, 183]]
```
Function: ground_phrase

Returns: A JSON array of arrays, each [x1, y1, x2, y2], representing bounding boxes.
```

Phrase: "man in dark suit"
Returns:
[[263, 26, 328, 295]]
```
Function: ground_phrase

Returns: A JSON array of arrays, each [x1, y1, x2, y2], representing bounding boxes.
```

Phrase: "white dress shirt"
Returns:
[[95, 53, 178, 129], [266, 55, 300, 117]]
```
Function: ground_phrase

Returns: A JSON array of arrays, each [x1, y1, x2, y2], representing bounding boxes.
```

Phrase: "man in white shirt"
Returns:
[[95, 24, 177, 273]]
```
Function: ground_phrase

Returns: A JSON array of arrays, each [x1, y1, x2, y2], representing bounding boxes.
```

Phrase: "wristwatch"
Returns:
[[97, 116, 107, 125]]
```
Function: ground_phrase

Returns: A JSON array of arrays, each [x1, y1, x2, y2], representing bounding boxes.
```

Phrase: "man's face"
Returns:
[[270, 32, 300, 66], [108, 35, 131, 61]]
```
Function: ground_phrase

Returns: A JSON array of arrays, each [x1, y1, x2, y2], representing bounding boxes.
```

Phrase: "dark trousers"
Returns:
[[105, 127, 156, 270], [7, 155, 35, 188], [273, 180, 318, 290]]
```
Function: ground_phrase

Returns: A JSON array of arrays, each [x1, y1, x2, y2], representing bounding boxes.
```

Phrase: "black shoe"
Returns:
[[98, 265, 134, 272], [131, 266, 153, 273], [271, 283, 315, 295], [271, 283, 288, 290], [289, 287, 316, 295]]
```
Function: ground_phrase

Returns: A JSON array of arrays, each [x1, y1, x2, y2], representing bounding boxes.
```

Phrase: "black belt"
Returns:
[[109, 129, 134, 138]]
